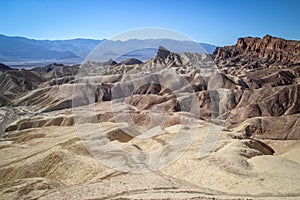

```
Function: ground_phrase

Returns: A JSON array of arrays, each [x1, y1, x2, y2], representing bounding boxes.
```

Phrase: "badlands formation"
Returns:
[[0, 35, 300, 199]]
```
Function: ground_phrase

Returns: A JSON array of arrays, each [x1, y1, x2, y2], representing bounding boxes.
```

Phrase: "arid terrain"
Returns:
[[0, 35, 300, 199]]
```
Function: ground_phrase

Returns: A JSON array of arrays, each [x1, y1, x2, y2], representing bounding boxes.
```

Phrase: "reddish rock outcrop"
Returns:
[[215, 35, 300, 64]]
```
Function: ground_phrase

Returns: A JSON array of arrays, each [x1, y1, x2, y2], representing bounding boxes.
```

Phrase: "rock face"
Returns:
[[153, 46, 183, 67], [0, 69, 45, 103], [215, 35, 300, 76], [212, 35, 300, 139], [0, 35, 300, 199], [215, 35, 300, 64], [0, 63, 13, 72]]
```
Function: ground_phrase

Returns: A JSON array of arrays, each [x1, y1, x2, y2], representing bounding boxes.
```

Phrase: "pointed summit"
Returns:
[[155, 46, 171, 60], [152, 46, 182, 67]]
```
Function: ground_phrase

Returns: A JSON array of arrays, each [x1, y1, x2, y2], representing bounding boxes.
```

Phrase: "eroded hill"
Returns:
[[0, 35, 300, 199]]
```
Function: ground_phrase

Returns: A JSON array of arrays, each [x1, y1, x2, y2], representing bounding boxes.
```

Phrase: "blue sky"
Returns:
[[0, 0, 299, 46]]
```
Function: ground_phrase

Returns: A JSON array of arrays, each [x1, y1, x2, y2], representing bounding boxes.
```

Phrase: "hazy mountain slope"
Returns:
[[38, 38, 104, 58], [0, 34, 80, 61], [0, 34, 216, 65]]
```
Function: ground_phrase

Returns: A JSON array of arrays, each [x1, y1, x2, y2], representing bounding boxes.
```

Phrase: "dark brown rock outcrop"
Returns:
[[213, 35, 300, 139], [152, 46, 183, 67], [0, 63, 13, 72], [215, 35, 300, 64], [215, 35, 300, 76]]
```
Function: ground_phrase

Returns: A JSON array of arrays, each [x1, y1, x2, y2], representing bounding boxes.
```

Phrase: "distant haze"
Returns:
[[0, 34, 216, 67]]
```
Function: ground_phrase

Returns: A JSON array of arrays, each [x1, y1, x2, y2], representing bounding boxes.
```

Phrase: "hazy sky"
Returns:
[[1, 0, 299, 46]]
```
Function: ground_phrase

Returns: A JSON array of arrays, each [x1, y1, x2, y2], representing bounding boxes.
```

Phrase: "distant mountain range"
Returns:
[[0, 34, 102, 66], [0, 34, 217, 67]]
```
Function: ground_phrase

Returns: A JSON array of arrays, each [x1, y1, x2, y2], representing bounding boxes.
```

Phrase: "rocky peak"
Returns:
[[262, 34, 272, 43], [153, 46, 182, 67], [155, 46, 171, 60]]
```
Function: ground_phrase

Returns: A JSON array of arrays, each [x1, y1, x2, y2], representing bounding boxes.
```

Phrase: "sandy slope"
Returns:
[[0, 121, 299, 200]]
